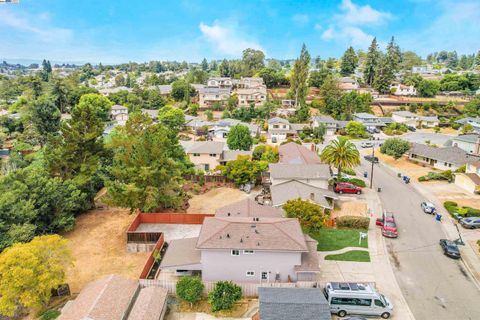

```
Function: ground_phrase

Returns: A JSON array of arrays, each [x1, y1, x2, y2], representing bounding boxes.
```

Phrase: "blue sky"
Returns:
[[0, 0, 479, 64]]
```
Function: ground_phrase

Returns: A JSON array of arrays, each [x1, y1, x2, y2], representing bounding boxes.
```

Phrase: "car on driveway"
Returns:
[[407, 126, 416, 132], [376, 211, 398, 238], [459, 217, 480, 229], [421, 201, 436, 214], [360, 141, 374, 148], [439, 239, 461, 259], [364, 155, 379, 163], [334, 182, 362, 195]]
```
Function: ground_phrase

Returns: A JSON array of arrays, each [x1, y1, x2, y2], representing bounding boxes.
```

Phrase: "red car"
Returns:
[[334, 182, 362, 195], [376, 211, 398, 238]]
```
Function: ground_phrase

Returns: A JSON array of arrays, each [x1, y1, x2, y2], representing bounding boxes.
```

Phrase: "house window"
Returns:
[[261, 272, 268, 280], [246, 271, 255, 277], [209, 154, 217, 157], [231, 250, 240, 256], [243, 250, 254, 254], [193, 153, 200, 157]]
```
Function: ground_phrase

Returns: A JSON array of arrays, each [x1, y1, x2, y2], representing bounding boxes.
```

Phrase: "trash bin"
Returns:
[[435, 213, 442, 221], [364, 171, 368, 178], [377, 187, 382, 192]]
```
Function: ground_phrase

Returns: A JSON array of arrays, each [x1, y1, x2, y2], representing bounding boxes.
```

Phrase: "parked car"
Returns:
[[459, 217, 480, 229], [376, 211, 398, 238], [439, 239, 461, 259], [334, 182, 362, 195], [407, 126, 416, 132], [373, 128, 380, 133], [364, 155, 379, 163], [421, 201, 436, 214], [332, 173, 355, 180], [360, 141, 374, 148]]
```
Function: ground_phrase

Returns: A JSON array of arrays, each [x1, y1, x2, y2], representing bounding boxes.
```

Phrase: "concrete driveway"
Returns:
[[357, 159, 480, 319]]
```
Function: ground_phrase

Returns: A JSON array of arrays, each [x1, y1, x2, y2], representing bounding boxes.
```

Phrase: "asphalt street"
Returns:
[[357, 159, 480, 320]]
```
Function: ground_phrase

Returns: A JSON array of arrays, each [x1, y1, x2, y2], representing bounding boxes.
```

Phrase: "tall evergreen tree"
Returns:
[[201, 58, 208, 71], [363, 38, 380, 86], [340, 47, 358, 76], [31, 95, 61, 146], [373, 55, 394, 94], [386, 36, 402, 73], [475, 51, 480, 69], [289, 44, 311, 107]]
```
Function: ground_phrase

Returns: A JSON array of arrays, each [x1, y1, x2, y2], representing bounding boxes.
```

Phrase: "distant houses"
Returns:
[[392, 111, 439, 128]]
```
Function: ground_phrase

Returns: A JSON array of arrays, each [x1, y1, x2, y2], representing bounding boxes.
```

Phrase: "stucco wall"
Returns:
[[188, 153, 220, 171], [454, 173, 477, 194], [201, 249, 302, 283]]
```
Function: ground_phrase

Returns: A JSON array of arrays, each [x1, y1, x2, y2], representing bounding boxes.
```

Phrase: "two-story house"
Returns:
[[311, 115, 338, 136], [455, 160, 480, 194], [267, 117, 297, 142], [390, 83, 417, 96], [353, 113, 385, 130], [449, 134, 480, 155], [111, 104, 129, 126], [235, 77, 268, 107], [207, 77, 234, 89], [210, 118, 260, 139], [181, 141, 225, 171], [268, 163, 330, 189], [198, 87, 231, 108]]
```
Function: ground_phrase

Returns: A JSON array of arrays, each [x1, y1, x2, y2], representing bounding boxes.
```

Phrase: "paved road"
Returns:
[[358, 160, 480, 320]]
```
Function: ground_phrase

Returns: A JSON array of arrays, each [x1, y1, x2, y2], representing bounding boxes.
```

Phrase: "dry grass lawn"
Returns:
[[187, 187, 250, 214], [375, 150, 433, 180], [418, 127, 458, 135], [176, 298, 256, 318], [332, 200, 368, 219], [62, 207, 149, 293]]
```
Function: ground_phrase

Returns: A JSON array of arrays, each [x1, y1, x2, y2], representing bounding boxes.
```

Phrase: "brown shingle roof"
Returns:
[[270, 180, 338, 208], [215, 198, 284, 218], [196, 217, 308, 252], [269, 163, 330, 180], [295, 235, 321, 273], [278, 142, 322, 165], [127, 287, 168, 320], [59, 275, 139, 320]]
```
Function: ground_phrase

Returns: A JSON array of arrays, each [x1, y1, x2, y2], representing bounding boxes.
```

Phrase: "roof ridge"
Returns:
[[273, 220, 307, 251], [197, 218, 231, 247]]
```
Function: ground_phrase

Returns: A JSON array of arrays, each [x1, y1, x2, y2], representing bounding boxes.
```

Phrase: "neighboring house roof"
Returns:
[[221, 150, 252, 162], [269, 163, 330, 180], [186, 141, 225, 154], [456, 117, 480, 125], [295, 235, 321, 273], [337, 120, 349, 129], [339, 77, 357, 84], [196, 217, 308, 252], [160, 237, 201, 268], [392, 111, 418, 118], [236, 87, 267, 95], [312, 115, 337, 124], [191, 83, 205, 90], [258, 287, 331, 320], [452, 134, 480, 144], [59, 275, 139, 320], [111, 104, 128, 111], [268, 117, 290, 125], [270, 180, 338, 208], [420, 116, 439, 122], [215, 198, 284, 218], [462, 173, 480, 186], [378, 117, 394, 124], [198, 87, 231, 95], [409, 143, 478, 165], [217, 118, 242, 127], [141, 109, 159, 119], [127, 287, 168, 320], [354, 112, 377, 119], [290, 123, 308, 131], [186, 118, 214, 128], [278, 142, 321, 165]]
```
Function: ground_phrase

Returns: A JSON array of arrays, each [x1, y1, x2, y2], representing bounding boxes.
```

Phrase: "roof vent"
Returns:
[[219, 236, 222, 239], [226, 233, 230, 238], [240, 238, 243, 243], [257, 242, 260, 246], [227, 212, 231, 216], [255, 229, 259, 234]]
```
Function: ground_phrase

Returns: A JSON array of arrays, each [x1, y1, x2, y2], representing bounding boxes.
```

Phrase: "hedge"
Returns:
[[337, 177, 366, 187], [418, 171, 453, 182], [336, 216, 370, 229], [342, 167, 357, 176], [443, 201, 480, 218]]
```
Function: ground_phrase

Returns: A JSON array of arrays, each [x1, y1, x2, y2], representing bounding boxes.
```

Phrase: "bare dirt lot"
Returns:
[[375, 150, 433, 180], [332, 200, 368, 219], [62, 208, 149, 293], [187, 187, 250, 214]]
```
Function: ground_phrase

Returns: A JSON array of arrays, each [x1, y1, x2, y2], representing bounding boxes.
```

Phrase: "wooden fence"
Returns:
[[184, 174, 233, 184], [127, 213, 214, 229], [139, 233, 165, 279]]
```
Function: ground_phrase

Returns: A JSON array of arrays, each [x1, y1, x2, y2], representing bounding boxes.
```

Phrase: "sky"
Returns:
[[0, 0, 479, 64]]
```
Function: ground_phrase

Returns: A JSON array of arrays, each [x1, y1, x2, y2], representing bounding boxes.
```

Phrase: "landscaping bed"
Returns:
[[444, 201, 480, 218], [309, 227, 369, 252], [175, 297, 254, 318], [325, 250, 371, 262]]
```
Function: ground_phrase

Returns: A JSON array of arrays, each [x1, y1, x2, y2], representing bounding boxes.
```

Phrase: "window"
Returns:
[[243, 250, 254, 254], [246, 271, 255, 277], [261, 272, 268, 280], [330, 298, 372, 306], [231, 250, 240, 256], [375, 299, 385, 307], [193, 153, 200, 157], [209, 153, 217, 157]]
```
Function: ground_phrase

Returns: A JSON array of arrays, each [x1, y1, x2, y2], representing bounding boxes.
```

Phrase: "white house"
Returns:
[[390, 83, 417, 96], [111, 104, 129, 126]]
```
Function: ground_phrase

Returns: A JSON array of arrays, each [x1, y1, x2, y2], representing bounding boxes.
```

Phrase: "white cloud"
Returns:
[[199, 21, 264, 57], [292, 14, 310, 26], [314, 23, 322, 31], [339, 0, 392, 25], [321, 26, 335, 40]]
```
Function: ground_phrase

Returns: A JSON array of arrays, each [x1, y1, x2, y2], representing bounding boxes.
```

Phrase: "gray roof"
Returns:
[[141, 109, 159, 119], [312, 115, 337, 124], [290, 123, 308, 131], [186, 141, 225, 154], [259, 288, 331, 320], [268, 117, 290, 125], [215, 198, 284, 218], [222, 150, 252, 161], [378, 117, 394, 124], [392, 111, 418, 118], [127, 287, 168, 320], [354, 112, 377, 119], [456, 117, 480, 125], [409, 143, 478, 165], [160, 237, 201, 268], [269, 163, 330, 180], [420, 115, 439, 122], [452, 134, 479, 144], [270, 180, 337, 208], [198, 87, 231, 94]]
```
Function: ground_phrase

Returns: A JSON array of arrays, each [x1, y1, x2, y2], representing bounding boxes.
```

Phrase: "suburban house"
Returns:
[[181, 141, 225, 171], [235, 77, 267, 107], [58, 274, 168, 320], [160, 216, 320, 283], [267, 117, 298, 142], [338, 77, 359, 91], [185, 117, 214, 132], [408, 143, 479, 171], [215, 198, 284, 218], [456, 117, 480, 133], [278, 142, 321, 165], [255, 287, 331, 320], [141, 109, 159, 121], [449, 134, 480, 155], [392, 111, 439, 127], [353, 113, 386, 129], [198, 87, 231, 108], [207, 77, 234, 88], [111, 104, 129, 126], [455, 160, 480, 194], [269, 163, 330, 189], [157, 84, 172, 95], [210, 118, 260, 138], [420, 115, 440, 127], [219, 150, 253, 165], [390, 83, 417, 96], [311, 115, 338, 136], [270, 180, 337, 209]]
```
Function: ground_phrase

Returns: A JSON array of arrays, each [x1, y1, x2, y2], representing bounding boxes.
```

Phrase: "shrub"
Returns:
[[336, 216, 370, 229], [418, 171, 453, 182], [337, 177, 366, 187], [176, 276, 204, 307], [380, 138, 410, 159], [283, 199, 326, 230], [455, 165, 466, 173], [39, 310, 61, 320], [342, 167, 357, 176], [443, 201, 480, 217], [208, 281, 242, 312]]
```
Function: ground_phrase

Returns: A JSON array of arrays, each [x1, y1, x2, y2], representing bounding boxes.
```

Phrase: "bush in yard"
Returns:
[[443, 201, 480, 218], [342, 167, 357, 176], [208, 281, 242, 312], [418, 171, 453, 182], [336, 177, 366, 187], [380, 138, 410, 160], [336, 216, 370, 230], [345, 121, 368, 138], [227, 124, 253, 151], [455, 165, 466, 173], [283, 199, 326, 230], [176, 276, 204, 307]]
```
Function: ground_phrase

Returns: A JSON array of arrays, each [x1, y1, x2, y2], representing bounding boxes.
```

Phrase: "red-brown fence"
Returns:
[[139, 233, 165, 279], [184, 174, 233, 184]]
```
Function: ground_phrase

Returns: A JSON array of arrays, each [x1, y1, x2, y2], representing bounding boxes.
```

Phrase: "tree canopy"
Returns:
[[227, 124, 253, 151], [320, 137, 360, 176]]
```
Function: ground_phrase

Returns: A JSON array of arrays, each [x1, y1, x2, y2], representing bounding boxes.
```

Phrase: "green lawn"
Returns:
[[308, 228, 368, 251], [325, 250, 371, 262]]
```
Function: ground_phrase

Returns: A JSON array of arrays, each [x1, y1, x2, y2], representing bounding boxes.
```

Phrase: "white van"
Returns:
[[323, 282, 394, 319]]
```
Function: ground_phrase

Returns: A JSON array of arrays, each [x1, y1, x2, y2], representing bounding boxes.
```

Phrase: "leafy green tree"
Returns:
[[318, 75, 342, 118], [363, 38, 380, 86], [309, 67, 331, 88], [219, 59, 230, 77], [31, 95, 61, 146], [373, 55, 394, 94], [462, 123, 474, 134], [77, 93, 113, 121], [252, 145, 278, 162], [283, 199, 325, 230], [171, 79, 195, 102], [208, 281, 242, 312], [386, 36, 402, 73], [345, 121, 367, 138], [220, 155, 266, 186], [403, 74, 423, 87], [440, 74, 470, 91], [158, 105, 186, 134], [417, 79, 440, 97], [289, 44, 311, 106], [105, 112, 189, 213], [340, 47, 358, 76], [257, 67, 288, 88], [0, 235, 72, 317], [227, 124, 253, 151], [400, 51, 422, 71], [205, 110, 213, 121], [380, 138, 410, 159], [176, 276, 204, 307], [242, 48, 265, 75], [340, 91, 373, 120], [464, 96, 480, 116], [50, 78, 70, 113], [40, 59, 52, 82], [320, 137, 360, 176]]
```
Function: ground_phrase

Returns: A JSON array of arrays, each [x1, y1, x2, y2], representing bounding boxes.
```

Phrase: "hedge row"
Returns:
[[443, 201, 480, 217], [418, 171, 453, 182], [336, 216, 370, 230], [336, 177, 367, 188]]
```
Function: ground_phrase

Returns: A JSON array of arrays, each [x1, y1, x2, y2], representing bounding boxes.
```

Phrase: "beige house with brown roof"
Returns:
[[278, 142, 321, 165], [181, 141, 225, 171], [455, 161, 480, 194], [215, 198, 284, 218], [236, 77, 267, 107]]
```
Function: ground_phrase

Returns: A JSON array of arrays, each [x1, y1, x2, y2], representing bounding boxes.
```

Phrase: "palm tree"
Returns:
[[320, 137, 360, 176]]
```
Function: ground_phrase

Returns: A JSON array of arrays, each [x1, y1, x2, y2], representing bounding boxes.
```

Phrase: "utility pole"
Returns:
[[370, 141, 375, 189]]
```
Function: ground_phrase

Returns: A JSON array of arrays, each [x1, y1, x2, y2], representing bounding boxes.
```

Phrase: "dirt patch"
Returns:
[[332, 200, 368, 219], [187, 187, 250, 214], [63, 208, 149, 293], [173, 298, 257, 318], [418, 127, 458, 135], [374, 150, 433, 180]]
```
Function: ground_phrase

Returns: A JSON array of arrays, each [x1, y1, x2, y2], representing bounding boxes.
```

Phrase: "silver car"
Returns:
[[421, 201, 436, 214], [460, 217, 480, 229]]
